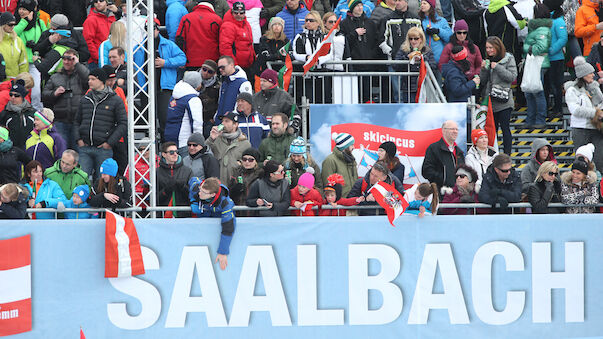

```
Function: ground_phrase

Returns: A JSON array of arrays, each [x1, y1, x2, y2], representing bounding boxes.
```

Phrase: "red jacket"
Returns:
[[176, 4, 222, 67], [575, 0, 601, 57], [290, 187, 323, 216], [219, 10, 255, 68], [0, 0, 17, 13], [318, 197, 359, 216], [83, 10, 116, 64], [0, 79, 32, 110]]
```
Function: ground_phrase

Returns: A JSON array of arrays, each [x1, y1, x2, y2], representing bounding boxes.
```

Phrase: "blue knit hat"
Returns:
[[100, 158, 118, 177], [72, 185, 90, 201], [289, 136, 307, 155]]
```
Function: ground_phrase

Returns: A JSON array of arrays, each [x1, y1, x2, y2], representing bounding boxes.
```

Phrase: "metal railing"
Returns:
[[267, 59, 446, 105], [23, 202, 603, 219]]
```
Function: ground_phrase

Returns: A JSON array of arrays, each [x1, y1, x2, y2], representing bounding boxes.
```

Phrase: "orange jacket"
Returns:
[[575, 0, 601, 56]]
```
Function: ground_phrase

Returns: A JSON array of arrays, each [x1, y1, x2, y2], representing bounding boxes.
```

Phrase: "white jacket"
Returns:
[[564, 80, 603, 129], [464, 145, 498, 190]]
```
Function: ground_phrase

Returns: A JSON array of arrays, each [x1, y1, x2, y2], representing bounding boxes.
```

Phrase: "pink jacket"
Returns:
[[438, 41, 483, 79]]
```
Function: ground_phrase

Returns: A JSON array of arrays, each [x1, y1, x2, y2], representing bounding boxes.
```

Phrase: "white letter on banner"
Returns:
[[229, 246, 292, 327], [472, 241, 525, 325], [107, 246, 161, 330], [532, 242, 584, 323], [297, 245, 344, 326], [165, 246, 227, 327], [408, 244, 469, 324], [348, 244, 403, 325]]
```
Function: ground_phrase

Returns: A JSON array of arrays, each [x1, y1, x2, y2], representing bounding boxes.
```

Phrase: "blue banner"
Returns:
[[2, 214, 603, 338]]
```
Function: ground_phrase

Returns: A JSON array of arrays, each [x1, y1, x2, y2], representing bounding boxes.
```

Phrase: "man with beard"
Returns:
[[206, 111, 252, 183], [258, 113, 295, 166], [321, 132, 358, 198]]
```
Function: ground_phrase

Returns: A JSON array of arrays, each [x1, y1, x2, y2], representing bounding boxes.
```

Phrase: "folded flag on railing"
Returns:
[[369, 182, 409, 226], [303, 17, 340, 75], [105, 211, 145, 278], [415, 55, 427, 103], [0, 235, 32, 336]]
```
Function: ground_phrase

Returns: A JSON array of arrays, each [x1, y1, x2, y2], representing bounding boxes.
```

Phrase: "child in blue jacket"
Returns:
[[48, 185, 99, 219], [189, 177, 236, 270], [403, 182, 439, 217]]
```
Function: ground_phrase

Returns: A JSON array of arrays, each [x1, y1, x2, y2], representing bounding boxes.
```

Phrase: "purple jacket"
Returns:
[[440, 185, 479, 215], [25, 127, 67, 170]]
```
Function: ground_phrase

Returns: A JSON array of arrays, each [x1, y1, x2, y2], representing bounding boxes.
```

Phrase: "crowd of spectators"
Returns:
[[0, 0, 602, 221]]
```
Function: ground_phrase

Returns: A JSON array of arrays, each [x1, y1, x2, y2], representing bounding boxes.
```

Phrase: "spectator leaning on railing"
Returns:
[[527, 161, 562, 214], [246, 159, 291, 216], [478, 153, 522, 214], [560, 159, 599, 214], [440, 164, 480, 215]]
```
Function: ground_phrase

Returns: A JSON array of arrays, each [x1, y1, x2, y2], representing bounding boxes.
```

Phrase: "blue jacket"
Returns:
[[422, 15, 452, 64], [47, 198, 99, 219], [215, 66, 252, 123], [98, 40, 127, 67], [276, 5, 309, 41], [334, 0, 374, 19], [166, 0, 188, 41], [165, 80, 204, 148], [441, 60, 476, 103], [237, 111, 270, 149], [156, 35, 187, 90], [548, 15, 567, 62], [190, 182, 236, 255], [24, 179, 67, 219]]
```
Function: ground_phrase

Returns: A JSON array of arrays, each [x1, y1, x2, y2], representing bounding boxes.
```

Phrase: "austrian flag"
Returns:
[[0, 235, 32, 336], [105, 211, 145, 278], [369, 182, 409, 226], [303, 17, 340, 75]]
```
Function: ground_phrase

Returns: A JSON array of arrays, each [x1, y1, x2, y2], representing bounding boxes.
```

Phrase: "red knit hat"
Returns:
[[471, 129, 488, 144]]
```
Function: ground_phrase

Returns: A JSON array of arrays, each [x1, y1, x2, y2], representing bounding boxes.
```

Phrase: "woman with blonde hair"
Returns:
[[254, 17, 289, 79], [527, 161, 562, 214], [394, 27, 436, 103], [0, 12, 29, 80], [98, 21, 127, 67]]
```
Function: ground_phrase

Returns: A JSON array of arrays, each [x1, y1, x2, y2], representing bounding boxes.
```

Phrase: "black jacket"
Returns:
[[228, 165, 261, 206], [340, 13, 379, 64], [0, 185, 28, 219], [378, 9, 422, 57], [422, 138, 465, 189], [73, 87, 127, 147], [41, 63, 89, 123], [48, 0, 89, 27], [156, 157, 193, 212], [246, 177, 290, 216], [527, 179, 563, 214], [0, 104, 37, 150], [33, 29, 90, 75], [252, 87, 300, 133], [0, 146, 32, 185], [89, 175, 132, 209], [200, 77, 221, 123], [347, 168, 404, 216], [483, 4, 523, 59], [478, 165, 522, 214]]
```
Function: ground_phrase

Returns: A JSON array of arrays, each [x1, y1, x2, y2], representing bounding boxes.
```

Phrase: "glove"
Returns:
[[379, 41, 392, 56], [544, 181, 554, 191], [459, 194, 474, 203], [26, 40, 36, 49], [260, 8, 269, 18], [425, 27, 439, 35], [56, 201, 66, 212], [496, 197, 508, 210], [232, 182, 244, 194]]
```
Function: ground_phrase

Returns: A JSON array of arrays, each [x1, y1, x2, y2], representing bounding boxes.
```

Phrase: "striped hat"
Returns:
[[348, 0, 362, 10], [34, 108, 54, 127], [332, 132, 354, 151]]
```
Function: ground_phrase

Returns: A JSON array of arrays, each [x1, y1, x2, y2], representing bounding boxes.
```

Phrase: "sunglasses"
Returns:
[[305, 18, 316, 22], [62, 55, 74, 61], [201, 67, 215, 74], [497, 167, 511, 173], [9, 93, 21, 97], [326, 20, 337, 24], [187, 143, 199, 147], [218, 65, 226, 71], [273, 169, 285, 174], [164, 150, 177, 155], [548, 171, 558, 176], [233, 11, 245, 14], [409, 37, 420, 41], [93, 0, 106, 2], [242, 156, 256, 162], [7, 23, 15, 27], [455, 31, 468, 35], [456, 174, 467, 179]]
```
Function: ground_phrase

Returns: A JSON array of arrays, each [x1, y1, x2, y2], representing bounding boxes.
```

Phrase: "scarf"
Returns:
[[0, 139, 13, 152], [342, 150, 356, 164], [90, 86, 112, 103], [223, 129, 242, 141], [5, 100, 30, 114]]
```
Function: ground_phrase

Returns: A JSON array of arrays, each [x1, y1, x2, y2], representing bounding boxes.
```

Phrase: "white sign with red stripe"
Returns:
[[0, 234, 32, 336]]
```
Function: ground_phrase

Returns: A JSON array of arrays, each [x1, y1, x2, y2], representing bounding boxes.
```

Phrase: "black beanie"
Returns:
[[0, 12, 15, 26], [89, 68, 108, 82], [264, 160, 280, 177], [572, 159, 589, 175], [379, 141, 397, 159], [242, 147, 260, 161]]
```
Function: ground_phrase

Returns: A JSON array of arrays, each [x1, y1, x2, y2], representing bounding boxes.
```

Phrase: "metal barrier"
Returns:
[[267, 59, 446, 105], [24, 202, 603, 219]]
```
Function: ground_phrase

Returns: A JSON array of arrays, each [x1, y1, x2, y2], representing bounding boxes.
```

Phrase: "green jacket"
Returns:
[[14, 17, 48, 63], [44, 159, 91, 198], [523, 18, 552, 69], [0, 33, 29, 80], [206, 132, 252, 183], [258, 132, 296, 165], [321, 148, 358, 198]]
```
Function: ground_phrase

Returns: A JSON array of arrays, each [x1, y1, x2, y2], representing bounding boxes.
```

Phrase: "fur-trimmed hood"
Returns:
[[560, 170, 597, 186]]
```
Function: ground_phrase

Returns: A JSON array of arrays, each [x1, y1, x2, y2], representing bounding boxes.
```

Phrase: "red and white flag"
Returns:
[[0, 235, 32, 336], [105, 211, 145, 278], [415, 55, 427, 103], [369, 182, 409, 226], [303, 17, 340, 75], [80, 327, 86, 339]]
